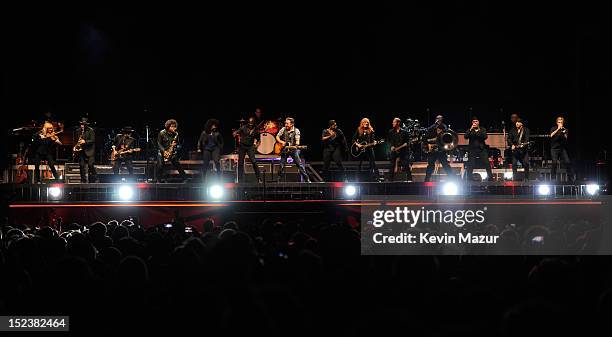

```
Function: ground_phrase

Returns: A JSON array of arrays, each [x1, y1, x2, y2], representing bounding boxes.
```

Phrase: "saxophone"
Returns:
[[73, 133, 84, 153], [163, 131, 178, 162]]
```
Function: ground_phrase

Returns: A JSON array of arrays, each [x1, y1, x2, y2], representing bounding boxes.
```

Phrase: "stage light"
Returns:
[[586, 184, 599, 196], [344, 185, 357, 198], [441, 182, 459, 196], [537, 185, 551, 196], [118, 185, 134, 201], [48, 186, 62, 199], [208, 184, 224, 200], [503, 171, 513, 180]]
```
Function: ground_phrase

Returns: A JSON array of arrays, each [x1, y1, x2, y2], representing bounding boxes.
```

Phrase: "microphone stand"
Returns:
[[144, 105, 152, 182]]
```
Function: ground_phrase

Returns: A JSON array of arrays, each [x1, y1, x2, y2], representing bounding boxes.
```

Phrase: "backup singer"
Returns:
[[464, 117, 493, 181], [549, 116, 574, 182], [32, 122, 61, 183], [233, 117, 262, 183], [276, 117, 310, 183], [156, 119, 186, 183], [75, 117, 97, 183], [508, 119, 530, 181], [112, 126, 136, 177], [352, 118, 379, 181], [387, 118, 412, 182], [321, 120, 347, 181], [197, 119, 224, 181], [424, 115, 454, 182]]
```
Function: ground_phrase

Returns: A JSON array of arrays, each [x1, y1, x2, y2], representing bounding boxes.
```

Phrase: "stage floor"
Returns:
[[2, 180, 600, 203], [2, 181, 603, 230]]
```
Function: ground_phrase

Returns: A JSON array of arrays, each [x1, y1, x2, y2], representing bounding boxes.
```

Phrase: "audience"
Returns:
[[0, 217, 610, 335]]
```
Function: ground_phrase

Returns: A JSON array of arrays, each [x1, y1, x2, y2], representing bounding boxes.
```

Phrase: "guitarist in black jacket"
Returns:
[[387, 118, 412, 182], [112, 126, 137, 178], [508, 119, 530, 181], [464, 117, 493, 181]]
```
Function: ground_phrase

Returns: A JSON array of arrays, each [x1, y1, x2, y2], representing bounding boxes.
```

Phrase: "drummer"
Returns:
[[253, 107, 265, 129]]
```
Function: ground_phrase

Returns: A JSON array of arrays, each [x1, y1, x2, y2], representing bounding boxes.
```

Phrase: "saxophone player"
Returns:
[[156, 119, 186, 183], [75, 117, 97, 183]]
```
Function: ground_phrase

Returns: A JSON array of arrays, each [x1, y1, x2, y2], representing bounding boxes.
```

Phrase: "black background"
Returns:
[[2, 2, 610, 177]]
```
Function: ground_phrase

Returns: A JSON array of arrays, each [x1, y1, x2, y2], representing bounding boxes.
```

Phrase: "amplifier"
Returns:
[[245, 162, 272, 174], [409, 162, 464, 182], [68, 162, 147, 174], [65, 175, 82, 184], [274, 164, 301, 182], [272, 163, 298, 174], [64, 161, 148, 183]]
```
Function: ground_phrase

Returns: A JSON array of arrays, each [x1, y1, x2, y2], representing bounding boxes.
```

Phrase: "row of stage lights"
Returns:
[[47, 184, 227, 202], [343, 181, 600, 198], [46, 181, 601, 202]]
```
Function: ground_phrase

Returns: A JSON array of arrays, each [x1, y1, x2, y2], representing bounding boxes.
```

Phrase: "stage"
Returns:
[[2, 180, 598, 203]]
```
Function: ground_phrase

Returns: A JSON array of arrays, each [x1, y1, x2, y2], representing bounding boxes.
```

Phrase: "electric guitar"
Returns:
[[110, 147, 141, 161], [514, 141, 534, 150]]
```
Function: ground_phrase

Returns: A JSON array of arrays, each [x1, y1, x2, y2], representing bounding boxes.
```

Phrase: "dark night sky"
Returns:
[[2, 2, 610, 173]]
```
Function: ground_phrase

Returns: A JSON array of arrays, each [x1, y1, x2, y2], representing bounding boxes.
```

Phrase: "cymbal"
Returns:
[[237, 118, 246, 122]]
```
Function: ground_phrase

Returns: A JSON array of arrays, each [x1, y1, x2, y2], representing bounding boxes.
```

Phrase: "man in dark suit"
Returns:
[[197, 119, 224, 182], [464, 117, 494, 181], [75, 117, 97, 183], [112, 126, 137, 178], [508, 119, 531, 181], [424, 115, 455, 182]]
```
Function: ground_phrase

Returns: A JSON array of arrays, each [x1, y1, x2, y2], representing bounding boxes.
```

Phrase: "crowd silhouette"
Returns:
[[1, 216, 611, 335]]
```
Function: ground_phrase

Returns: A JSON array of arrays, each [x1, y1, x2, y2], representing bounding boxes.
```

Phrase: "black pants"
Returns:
[[278, 150, 309, 181], [425, 151, 454, 182], [511, 149, 530, 180], [389, 150, 412, 181], [156, 156, 186, 182], [238, 144, 260, 182], [323, 147, 345, 180], [202, 148, 222, 181], [78, 153, 97, 183], [551, 148, 574, 180], [357, 148, 378, 181], [465, 148, 493, 181], [33, 151, 59, 182], [113, 157, 134, 176]]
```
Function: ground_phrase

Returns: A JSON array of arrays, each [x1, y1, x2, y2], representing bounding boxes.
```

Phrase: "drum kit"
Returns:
[[232, 117, 282, 155]]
